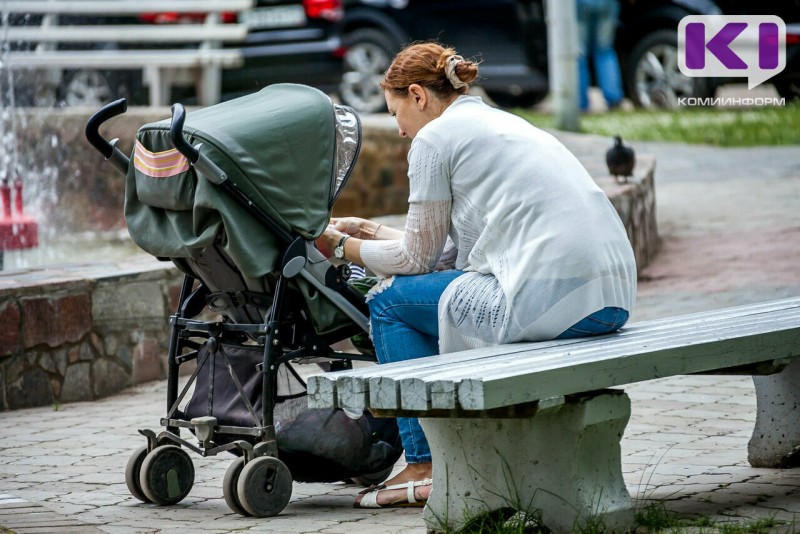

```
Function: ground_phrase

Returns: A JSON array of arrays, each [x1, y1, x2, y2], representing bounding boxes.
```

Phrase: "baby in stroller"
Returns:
[[85, 84, 402, 517]]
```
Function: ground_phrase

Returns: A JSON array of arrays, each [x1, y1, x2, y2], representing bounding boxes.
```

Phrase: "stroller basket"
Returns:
[[85, 84, 401, 517]]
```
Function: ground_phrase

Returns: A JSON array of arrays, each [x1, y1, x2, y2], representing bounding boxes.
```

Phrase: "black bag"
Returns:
[[184, 341, 402, 482]]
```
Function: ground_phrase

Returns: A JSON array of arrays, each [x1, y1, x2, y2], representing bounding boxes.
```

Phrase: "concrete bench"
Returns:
[[4, 0, 254, 106], [308, 297, 800, 533]]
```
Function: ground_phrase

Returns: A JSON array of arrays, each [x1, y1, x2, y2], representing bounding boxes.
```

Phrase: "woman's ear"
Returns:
[[408, 84, 427, 111]]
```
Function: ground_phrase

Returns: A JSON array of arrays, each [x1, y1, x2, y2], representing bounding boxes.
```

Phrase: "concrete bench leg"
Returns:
[[749, 358, 800, 467], [419, 391, 634, 534]]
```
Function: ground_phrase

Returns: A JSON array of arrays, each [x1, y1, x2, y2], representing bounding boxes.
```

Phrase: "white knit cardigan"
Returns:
[[360, 95, 637, 353]]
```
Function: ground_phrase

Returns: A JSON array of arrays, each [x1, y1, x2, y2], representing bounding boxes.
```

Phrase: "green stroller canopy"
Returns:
[[125, 84, 360, 279]]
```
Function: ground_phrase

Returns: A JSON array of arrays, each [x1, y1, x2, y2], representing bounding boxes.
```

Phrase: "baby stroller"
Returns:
[[85, 84, 402, 517]]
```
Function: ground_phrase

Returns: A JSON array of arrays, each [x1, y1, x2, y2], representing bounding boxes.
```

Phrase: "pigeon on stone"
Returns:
[[606, 135, 635, 182]]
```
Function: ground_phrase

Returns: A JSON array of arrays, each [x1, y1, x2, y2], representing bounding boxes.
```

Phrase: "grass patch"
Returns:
[[633, 503, 792, 534], [436, 501, 796, 533], [514, 103, 800, 147]]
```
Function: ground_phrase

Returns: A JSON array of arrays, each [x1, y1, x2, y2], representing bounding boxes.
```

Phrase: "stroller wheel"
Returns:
[[125, 445, 152, 503], [236, 456, 293, 517], [139, 445, 195, 506], [223, 457, 250, 516]]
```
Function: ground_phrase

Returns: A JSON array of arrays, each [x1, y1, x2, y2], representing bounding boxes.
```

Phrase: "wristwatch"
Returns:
[[334, 235, 350, 259]]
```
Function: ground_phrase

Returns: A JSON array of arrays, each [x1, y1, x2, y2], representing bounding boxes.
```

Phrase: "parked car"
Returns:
[[338, 0, 800, 113], [616, 0, 800, 108], [134, 0, 346, 104], [339, 0, 549, 113]]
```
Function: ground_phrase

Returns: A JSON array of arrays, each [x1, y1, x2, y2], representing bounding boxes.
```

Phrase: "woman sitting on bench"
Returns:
[[316, 41, 637, 509]]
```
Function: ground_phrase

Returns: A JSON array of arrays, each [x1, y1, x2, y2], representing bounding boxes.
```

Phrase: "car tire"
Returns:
[[485, 90, 547, 109], [57, 69, 144, 107], [624, 29, 712, 109], [58, 70, 116, 107], [774, 81, 800, 101], [340, 28, 399, 113]]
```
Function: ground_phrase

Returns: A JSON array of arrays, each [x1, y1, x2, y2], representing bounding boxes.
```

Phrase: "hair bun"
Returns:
[[445, 55, 467, 89]]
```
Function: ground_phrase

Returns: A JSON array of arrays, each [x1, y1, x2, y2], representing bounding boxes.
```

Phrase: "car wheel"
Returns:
[[624, 29, 712, 109], [58, 70, 116, 107], [340, 28, 398, 113], [774, 81, 800, 101], [485, 90, 548, 109]]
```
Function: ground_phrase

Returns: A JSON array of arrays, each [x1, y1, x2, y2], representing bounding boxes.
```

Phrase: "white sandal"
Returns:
[[355, 478, 433, 508]]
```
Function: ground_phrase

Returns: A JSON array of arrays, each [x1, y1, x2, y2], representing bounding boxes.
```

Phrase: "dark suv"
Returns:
[[219, 0, 345, 100], [338, 0, 800, 112], [133, 0, 345, 104], [340, 0, 549, 113]]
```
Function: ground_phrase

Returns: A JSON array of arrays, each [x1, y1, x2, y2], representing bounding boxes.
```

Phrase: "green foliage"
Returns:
[[635, 502, 683, 531], [717, 515, 782, 534], [514, 103, 800, 147], [433, 498, 795, 533]]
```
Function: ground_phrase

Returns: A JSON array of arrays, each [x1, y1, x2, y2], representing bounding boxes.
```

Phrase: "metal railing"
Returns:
[[3, 0, 255, 106]]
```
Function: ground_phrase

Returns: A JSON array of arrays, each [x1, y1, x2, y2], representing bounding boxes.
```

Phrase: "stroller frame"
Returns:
[[86, 96, 383, 517]]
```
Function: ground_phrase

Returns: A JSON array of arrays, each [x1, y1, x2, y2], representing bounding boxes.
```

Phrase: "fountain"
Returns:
[[0, 6, 152, 271], [0, 7, 39, 270], [0, 179, 38, 269]]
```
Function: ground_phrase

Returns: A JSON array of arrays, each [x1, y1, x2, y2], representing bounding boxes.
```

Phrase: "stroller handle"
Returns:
[[85, 98, 131, 175], [170, 104, 200, 164], [85, 98, 127, 159]]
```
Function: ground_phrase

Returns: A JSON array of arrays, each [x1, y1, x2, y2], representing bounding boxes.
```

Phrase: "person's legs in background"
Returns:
[[592, 0, 624, 108], [577, 0, 624, 111], [576, 0, 594, 111]]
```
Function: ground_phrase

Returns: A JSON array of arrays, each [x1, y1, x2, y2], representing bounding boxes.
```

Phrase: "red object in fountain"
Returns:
[[0, 180, 39, 256]]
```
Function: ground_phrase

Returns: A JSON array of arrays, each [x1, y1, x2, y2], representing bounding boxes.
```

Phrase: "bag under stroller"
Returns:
[[85, 84, 402, 517]]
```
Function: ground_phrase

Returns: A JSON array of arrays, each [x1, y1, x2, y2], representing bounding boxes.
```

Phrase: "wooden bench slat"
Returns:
[[8, 25, 248, 43], [418, 315, 800, 410], [320, 299, 800, 410], [449, 310, 798, 385], [313, 297, 800, 385], [307, 298, 800, 412], [462, 322, 799, 411], [4, 1, 254, 14], [403, 309, 798, 410]]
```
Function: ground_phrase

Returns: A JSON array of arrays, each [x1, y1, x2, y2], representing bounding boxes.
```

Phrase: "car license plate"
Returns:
[[241, 5, 307, 29]]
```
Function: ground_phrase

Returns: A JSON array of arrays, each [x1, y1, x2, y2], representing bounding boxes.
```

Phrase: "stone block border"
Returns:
[[0, 257, 182, 410]]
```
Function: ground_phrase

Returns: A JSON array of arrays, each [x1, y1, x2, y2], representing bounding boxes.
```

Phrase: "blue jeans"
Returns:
[[577, 0, 624, 110], [368, 270, 466, 464], [368, 270, 629, 464]]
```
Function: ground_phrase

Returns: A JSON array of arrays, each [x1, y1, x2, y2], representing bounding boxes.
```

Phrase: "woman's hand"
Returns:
[[330, 217, 371, 239], [330, 217, 394, 240], [315, 225, 346, 258]]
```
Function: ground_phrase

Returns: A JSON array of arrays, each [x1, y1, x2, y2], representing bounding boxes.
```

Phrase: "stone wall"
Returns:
[[0, 257, 182, 410], [600, 157, 660, 271]]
